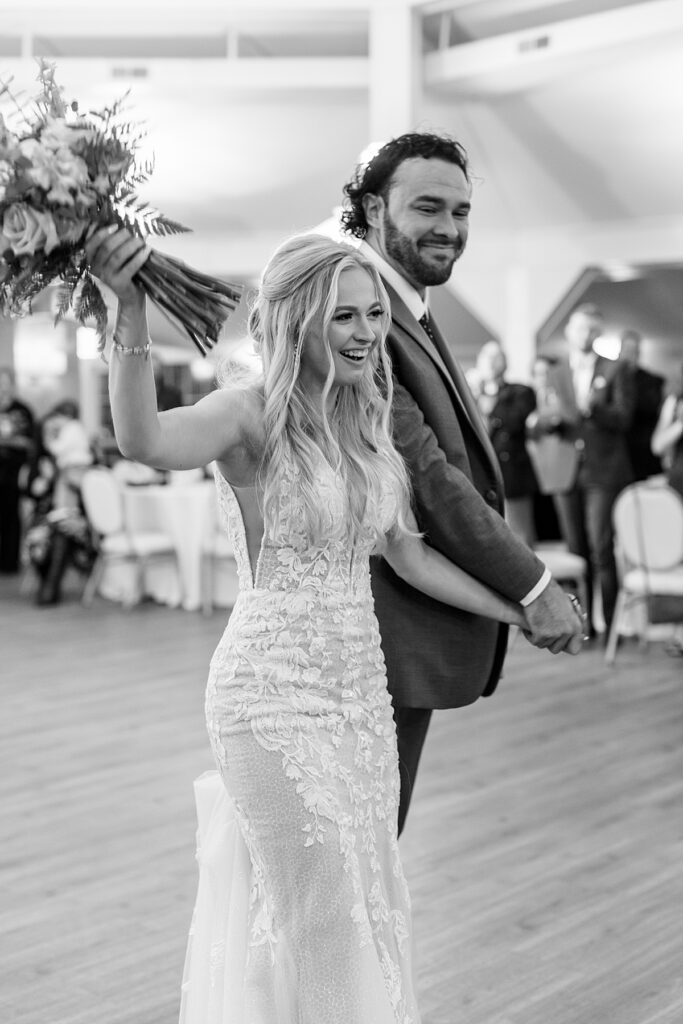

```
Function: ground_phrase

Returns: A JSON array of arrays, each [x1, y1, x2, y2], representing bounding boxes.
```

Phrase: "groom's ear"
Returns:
[[362, 192, 384, 231]]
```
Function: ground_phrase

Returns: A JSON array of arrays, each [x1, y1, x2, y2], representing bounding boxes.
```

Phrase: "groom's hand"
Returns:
[[522, 579, 585, 655]]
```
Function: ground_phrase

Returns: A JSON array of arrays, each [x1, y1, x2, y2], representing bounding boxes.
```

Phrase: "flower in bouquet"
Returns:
[[0, 60, 242, 355]]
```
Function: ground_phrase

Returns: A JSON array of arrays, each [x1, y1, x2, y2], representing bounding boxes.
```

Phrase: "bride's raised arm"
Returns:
[[86, 227, 258, 474]]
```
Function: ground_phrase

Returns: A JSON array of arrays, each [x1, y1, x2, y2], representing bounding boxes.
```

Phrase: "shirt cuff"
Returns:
[[520, 568, 552, 607]]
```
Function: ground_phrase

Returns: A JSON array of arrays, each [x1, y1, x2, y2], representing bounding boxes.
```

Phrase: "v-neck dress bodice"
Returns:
[[180, 454, 420, 1024]]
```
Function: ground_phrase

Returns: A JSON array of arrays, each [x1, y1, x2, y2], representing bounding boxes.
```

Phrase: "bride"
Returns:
[[87, 227, 527, 1023]]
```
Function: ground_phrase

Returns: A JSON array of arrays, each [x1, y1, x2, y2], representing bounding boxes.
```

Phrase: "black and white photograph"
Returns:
[[2, 2, 683, 1022]]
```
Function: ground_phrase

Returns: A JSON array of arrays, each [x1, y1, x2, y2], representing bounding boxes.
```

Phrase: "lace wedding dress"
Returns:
[[179, 456, 420, 1024]]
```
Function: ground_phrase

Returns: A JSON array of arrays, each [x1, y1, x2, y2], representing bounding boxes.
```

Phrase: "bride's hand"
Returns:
[[85, 225, 150, 308]]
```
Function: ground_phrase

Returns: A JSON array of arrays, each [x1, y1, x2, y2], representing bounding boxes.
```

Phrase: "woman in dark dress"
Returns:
[[471, 341, 538, 546]]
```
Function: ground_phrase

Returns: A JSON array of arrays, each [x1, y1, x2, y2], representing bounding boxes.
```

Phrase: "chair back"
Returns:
[[81, 468, 125, 537], [613, 484, 683, 571], [526, 435, 580, 495]]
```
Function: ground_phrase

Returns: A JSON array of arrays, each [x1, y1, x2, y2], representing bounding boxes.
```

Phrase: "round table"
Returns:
[[98, 479, 239, 611]]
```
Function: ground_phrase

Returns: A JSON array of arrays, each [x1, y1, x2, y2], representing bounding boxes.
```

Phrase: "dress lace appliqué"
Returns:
[[180, 456, 420, 1024]]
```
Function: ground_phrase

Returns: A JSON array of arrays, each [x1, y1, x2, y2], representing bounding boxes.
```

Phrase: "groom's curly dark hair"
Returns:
[[340, 132, 470, 240]]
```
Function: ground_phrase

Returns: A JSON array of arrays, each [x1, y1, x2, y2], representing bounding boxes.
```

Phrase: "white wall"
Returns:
[[446, 214, 683, 382]]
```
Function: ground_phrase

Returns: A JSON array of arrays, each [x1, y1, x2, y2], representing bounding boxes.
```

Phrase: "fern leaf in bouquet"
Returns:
[[0, 60, 242, 356]]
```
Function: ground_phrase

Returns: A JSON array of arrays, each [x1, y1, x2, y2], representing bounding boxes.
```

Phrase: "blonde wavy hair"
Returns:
[[221, 233, 414, 548]]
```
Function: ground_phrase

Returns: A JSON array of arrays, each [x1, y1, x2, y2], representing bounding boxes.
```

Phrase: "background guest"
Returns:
[[651, 361, 683, 498], [24, 403, 96, 607], [41, 400, 94, 509], [151, 352, 183, 411], [0, 366, 35, 574], [618, 329, 664, 481], [471, 340, 538, 546], [551, 304, 636, 640], [525, 354, 581, 544]]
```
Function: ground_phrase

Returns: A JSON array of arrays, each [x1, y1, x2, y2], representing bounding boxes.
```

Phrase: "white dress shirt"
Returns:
[[358, 241, 550, 607], [569, 350, 597, 413], [358, 241, 427, 321]]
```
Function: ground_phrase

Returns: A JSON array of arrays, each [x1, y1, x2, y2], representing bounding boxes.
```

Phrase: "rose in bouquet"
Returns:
[[0, 60, 242, 355]]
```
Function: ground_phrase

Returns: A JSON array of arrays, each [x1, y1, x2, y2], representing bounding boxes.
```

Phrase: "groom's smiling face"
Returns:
[[365, 157, 471, 293]]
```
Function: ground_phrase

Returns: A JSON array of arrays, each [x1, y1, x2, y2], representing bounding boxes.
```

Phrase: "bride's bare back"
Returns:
[[222, 483, 264, 586], [214, 385, 266, 585]]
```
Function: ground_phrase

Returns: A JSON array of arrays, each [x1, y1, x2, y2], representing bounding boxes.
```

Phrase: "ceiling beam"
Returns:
[[2, 0, 373, 24], [0, 57, 369, 96], [424, 0, 683, 95], [418, 0, 578, 16]]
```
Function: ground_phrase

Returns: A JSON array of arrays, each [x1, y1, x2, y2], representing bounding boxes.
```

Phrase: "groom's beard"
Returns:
[[383, 211, 465, 288]]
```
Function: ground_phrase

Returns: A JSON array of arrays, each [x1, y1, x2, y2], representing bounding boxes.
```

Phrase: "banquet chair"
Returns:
[[533, 542, 589, 619], [605, 483, 683, 665], [80, 467, 180, 608]]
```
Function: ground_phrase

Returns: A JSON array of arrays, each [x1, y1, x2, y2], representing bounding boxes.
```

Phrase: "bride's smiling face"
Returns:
[[298, 266, 384, 400]]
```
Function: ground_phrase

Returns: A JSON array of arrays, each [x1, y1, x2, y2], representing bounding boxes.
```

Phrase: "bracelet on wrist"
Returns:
[[112, 335, 151, 358]]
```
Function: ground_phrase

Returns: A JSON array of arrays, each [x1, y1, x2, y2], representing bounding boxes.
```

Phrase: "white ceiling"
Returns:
[[2, 0, 682, 351], [2, 0, 680, 233]]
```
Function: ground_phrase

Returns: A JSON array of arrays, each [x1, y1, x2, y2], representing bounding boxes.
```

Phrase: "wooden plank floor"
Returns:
[[2, 574, 683, 1024]]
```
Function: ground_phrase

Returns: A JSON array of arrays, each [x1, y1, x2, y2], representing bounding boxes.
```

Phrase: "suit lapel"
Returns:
[[388, 288, 454, 384], [554, 358, 580, 416], [592, 354, 613, 385], [427, 314, 502, 466], [558, 352, 616, 416], [385, 284, 502, 479]]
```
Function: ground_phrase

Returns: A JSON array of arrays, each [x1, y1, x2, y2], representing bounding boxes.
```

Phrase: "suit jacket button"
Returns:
[[485, 488, 498, 504]]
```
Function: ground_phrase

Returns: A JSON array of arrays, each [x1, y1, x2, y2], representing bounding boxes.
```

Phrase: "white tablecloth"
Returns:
[[98, 479, 240, 611]]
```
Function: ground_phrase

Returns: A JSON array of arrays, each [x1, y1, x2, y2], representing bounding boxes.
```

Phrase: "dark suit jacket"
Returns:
[[370, 285, 546, 710], [624, 365, 664, 481], [554, 354, 636, 490]]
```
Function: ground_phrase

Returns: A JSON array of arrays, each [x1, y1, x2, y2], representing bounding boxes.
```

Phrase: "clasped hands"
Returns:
[[521, 579, 586, 655]]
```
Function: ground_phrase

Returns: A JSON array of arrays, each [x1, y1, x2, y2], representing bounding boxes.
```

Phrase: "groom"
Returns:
[[340, 132, 583, 834]]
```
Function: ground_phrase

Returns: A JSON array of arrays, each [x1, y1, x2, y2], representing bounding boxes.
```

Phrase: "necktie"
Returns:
[[419, 312, 435, 343]]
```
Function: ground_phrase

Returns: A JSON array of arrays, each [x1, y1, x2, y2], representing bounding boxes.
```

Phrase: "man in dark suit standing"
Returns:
[[618, 329, 664, 482], [552, 305, 636, 641], [340, 132, 583, 835]]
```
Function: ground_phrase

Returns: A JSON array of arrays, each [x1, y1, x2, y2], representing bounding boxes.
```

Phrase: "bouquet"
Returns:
[[0, 60, 242, 356]]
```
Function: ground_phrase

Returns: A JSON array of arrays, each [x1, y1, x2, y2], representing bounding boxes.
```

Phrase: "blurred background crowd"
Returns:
[[2, 299, 682, 650], [1, 0, 683, 659], [3, 6, 683, 1022]]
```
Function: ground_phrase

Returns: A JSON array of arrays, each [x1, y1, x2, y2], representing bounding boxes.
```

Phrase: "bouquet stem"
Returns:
[[134, 250, 242, 356]]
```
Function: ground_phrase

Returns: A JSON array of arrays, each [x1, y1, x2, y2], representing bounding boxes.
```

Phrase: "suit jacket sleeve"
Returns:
[[392, 381, 546, 604], [590, 360, 636, 432]]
